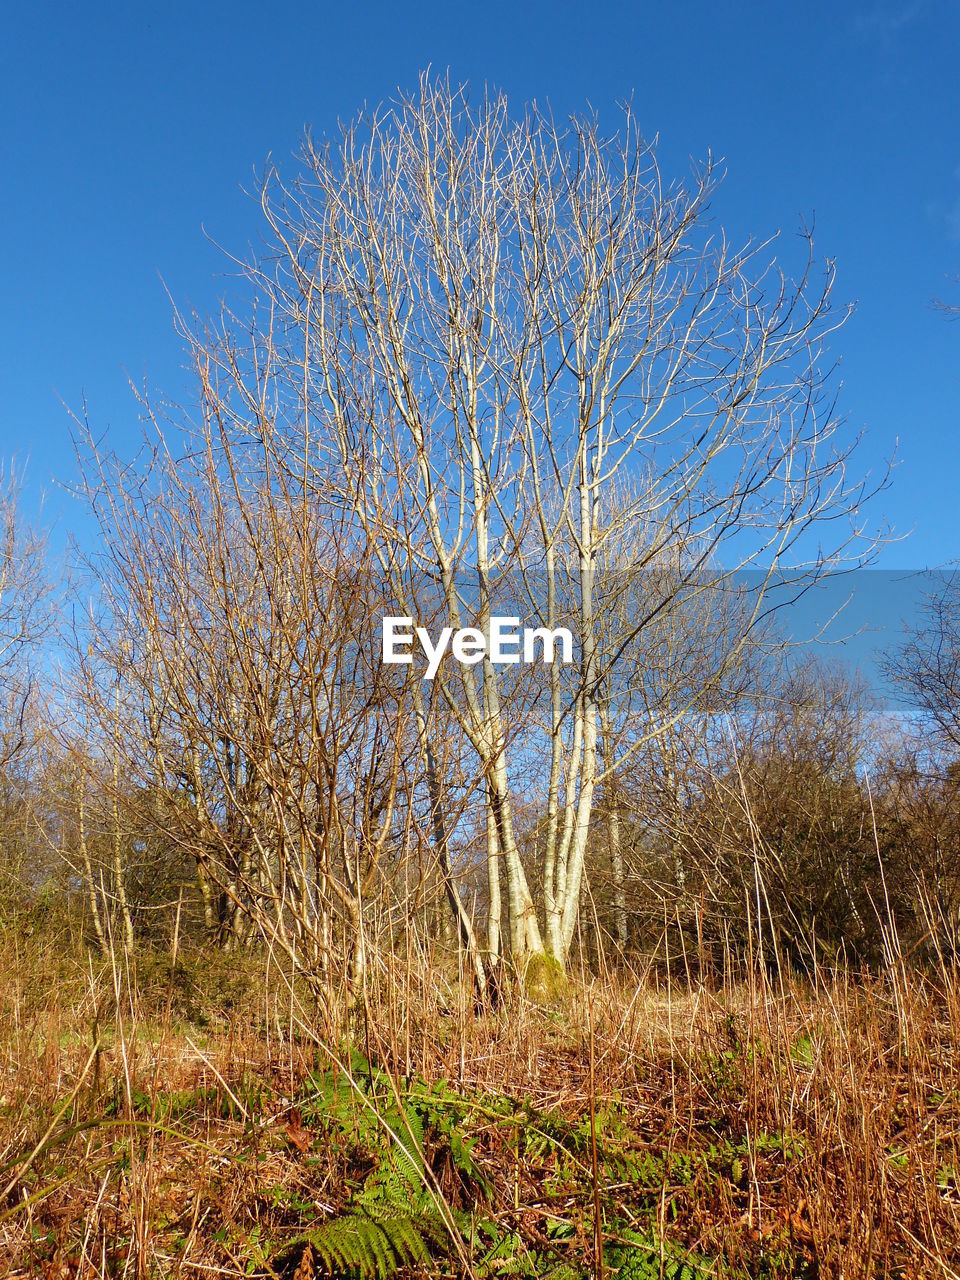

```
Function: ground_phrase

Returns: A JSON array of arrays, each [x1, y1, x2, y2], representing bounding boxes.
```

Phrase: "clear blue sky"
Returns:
[[2, 0, 957, 573]]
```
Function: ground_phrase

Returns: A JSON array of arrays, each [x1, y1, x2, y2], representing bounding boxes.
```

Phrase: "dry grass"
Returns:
[[1, 929, 959, 1278]]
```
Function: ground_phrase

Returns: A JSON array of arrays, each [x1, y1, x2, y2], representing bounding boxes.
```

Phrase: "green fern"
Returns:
[[605, 1225, 713, 1279], [299, 1054, 429, 1193], [290, 1137, 448, 1279], [299, 1199, 445, 1278], [390, 1097, 427, 1188], [406, 1078, 494, 1199], [289, 1058, 459, 1278]]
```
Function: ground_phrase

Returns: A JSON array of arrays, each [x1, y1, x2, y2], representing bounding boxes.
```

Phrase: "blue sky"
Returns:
[[1, 0, 957, 583]]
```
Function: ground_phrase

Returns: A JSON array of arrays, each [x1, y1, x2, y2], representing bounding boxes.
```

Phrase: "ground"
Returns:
[[1, 940, 958, 1278]]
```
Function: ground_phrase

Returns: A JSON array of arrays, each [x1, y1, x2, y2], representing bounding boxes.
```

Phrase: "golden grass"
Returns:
[[1, 929, 959, 1278]]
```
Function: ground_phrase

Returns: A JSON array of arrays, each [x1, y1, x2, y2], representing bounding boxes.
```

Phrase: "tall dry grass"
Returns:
[[0, 913, 958, 1278]]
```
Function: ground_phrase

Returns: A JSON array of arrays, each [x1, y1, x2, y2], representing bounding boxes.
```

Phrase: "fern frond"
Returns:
[[302, 1201, 443, 1279]]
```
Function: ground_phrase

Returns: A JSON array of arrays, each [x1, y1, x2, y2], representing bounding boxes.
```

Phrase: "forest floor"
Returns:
[[1, 935, 959, 1279]]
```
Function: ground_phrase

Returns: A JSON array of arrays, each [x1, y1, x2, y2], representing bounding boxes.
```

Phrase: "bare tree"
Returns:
[[0, 466, 60, 930], [0, 465, 54, 772], [72, 395, 431, 1011], [71, 74, 886, 989], [885, 570, 960, 753], [220, 74, 884, 974]]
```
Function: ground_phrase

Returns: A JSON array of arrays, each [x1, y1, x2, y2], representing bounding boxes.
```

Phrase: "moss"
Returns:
[[520, 951, 568, 1003]]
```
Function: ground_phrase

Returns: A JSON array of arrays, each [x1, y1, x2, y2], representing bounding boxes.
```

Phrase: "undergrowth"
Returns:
[[1, 937, 958, 1277]]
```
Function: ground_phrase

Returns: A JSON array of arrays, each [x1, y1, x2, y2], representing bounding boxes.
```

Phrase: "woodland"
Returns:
[[1, 76, 959, 1279]]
